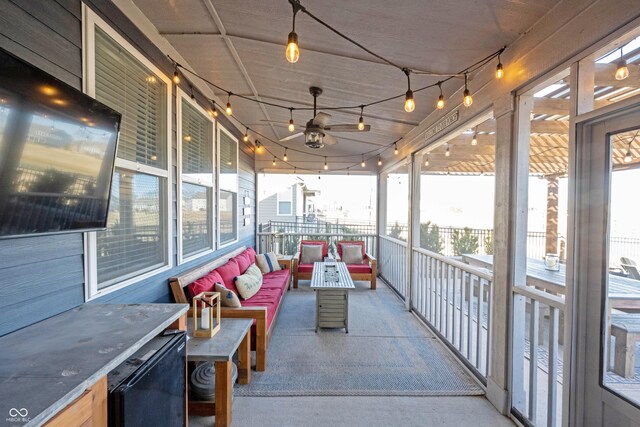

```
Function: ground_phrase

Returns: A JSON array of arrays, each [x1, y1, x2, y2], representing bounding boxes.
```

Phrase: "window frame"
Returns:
[[82, 5, 173, 300], [276, 185, 294, 216], [177, 89, 216, 264], [217, 124, 239, 248]]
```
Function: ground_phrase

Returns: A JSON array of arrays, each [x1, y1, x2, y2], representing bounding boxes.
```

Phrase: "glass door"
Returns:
[[573, 104, 640, 426]]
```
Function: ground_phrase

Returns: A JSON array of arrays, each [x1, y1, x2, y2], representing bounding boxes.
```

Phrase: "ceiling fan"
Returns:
[[262, 86, 371, 149]]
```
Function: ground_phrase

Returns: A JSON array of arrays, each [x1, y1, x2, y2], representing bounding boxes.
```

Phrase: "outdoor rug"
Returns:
[[235, 282, 484, 397]]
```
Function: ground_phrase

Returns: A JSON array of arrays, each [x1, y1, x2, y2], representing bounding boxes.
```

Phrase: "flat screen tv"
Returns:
[[0, 47, 120, 239]]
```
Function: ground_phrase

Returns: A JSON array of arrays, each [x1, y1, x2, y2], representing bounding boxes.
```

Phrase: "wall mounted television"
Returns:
[[0, 47, 120, 239]]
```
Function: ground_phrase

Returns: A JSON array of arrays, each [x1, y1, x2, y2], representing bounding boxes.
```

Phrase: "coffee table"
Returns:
[[186, 317, 252, 427], [310, 261, 355, 333]]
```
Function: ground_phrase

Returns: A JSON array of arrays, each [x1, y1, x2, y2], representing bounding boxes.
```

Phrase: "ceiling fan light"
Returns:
[[286, 32, 300, 63]]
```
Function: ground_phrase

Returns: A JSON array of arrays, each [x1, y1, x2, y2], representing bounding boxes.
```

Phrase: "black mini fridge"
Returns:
[[108, 331, 186, 427]]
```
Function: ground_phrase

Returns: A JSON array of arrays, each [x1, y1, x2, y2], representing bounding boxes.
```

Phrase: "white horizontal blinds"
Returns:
[[182, 182, 212, 257], [219, 130, 238, 192], [97, 170, 166, 287], [93, 26, 169, 289], [219, 128, 237, 244], [94, 27, 167, 169], [181, 99, 213, 185]]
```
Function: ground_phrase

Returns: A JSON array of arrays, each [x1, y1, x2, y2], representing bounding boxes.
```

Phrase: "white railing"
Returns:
[[512, 286, 564, 427], [412, 247, 493, 378], [378, 235, 408, 298], [257, 231, 377, 257]]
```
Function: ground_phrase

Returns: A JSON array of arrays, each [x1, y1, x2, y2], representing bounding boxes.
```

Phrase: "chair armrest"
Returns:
[[293, 252, 300, 270], [364, 253, 377, 266]]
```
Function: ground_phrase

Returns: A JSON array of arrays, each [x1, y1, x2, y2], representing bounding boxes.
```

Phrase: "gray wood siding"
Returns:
[[0, 0, 256, 334], [258, 184, 300, 225]]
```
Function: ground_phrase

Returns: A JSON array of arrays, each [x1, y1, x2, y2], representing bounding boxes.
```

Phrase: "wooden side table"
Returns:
[[277, 254, 294, 289], [187, 318, 252, 427]]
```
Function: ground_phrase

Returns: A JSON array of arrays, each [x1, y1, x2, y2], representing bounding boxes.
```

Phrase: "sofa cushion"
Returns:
[[244, 247, 257, 264], [215, 282, 241, 308], [256, 252, 281, 274], [345, 264, 372, 274], [300, 244, 323, 264], [215, 259, 241, 291], [261, 269, 291, 294], [299, 240, 328, 257], [188, 270, 223, 298], [297, 264, 314, 273], [241, 288, 282, 329], [235, 264, 263, 300], [342, 244, 364, 264], [337, 241, 365, 258], [234, 251, 252, 273]]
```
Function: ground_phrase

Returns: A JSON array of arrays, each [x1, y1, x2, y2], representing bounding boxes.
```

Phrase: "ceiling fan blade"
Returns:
[[323, 133, 338, 146], [279, 132, 304, 142], [312, 112, 332, 127], [325, 124, 371, 132]]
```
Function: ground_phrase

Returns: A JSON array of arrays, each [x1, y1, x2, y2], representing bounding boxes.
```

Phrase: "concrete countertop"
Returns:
[[0, 303, 188, 426]]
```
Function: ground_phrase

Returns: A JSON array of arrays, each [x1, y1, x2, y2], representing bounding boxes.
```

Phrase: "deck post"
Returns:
[[377, 173, 388, 264]]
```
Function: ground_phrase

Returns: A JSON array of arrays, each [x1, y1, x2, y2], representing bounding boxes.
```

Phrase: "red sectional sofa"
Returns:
[[169, 246, 291, 371]]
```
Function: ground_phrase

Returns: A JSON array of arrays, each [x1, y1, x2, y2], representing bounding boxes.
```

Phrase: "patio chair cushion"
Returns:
[[256, 252, 281, 274], [215, 282, 241, 308], [342, 244, 364, 264], [234, 251, 252, 274], [337, 241, 365, 258], [244, 247, 257, 264], [345, 264, 372, 274], [188, 269, 224, 298], [214, 259, 241, 292], [261, 269, 291, 294], [234, 264, 263, 300], [301, 244, 323, 264], [299, 240, 329, 257], [297, 264, 314, 273]]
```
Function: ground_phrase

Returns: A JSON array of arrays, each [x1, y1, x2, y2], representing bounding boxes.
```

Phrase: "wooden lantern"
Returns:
[[192, 291, 221, 338]]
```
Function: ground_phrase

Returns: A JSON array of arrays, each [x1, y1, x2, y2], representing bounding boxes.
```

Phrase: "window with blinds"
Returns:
[[180, 98, 214, 258], [92, 25, 169, 290], [219, 128, 238, 244]]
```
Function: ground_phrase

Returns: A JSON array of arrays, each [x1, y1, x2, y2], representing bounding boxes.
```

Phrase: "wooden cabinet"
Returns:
[[45, 376, 107, 427]]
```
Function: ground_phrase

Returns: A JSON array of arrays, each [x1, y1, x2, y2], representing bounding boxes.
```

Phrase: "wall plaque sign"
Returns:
[[423, 110, 459, 141]]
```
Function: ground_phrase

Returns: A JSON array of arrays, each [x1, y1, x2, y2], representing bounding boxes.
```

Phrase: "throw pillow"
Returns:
[[234, 264, 264, 299], [188, 270, 224, 298], [300, 244, 323, 264], [255, 252, 281, 274], [342, 244, 364, 264], [214, 282, 241, 308]]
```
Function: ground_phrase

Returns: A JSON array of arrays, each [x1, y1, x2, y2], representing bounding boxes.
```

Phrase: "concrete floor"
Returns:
[[190, 396, 515, 427]]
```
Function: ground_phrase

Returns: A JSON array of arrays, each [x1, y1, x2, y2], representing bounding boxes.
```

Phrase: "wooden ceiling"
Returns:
[[130, 0, 560, 173]]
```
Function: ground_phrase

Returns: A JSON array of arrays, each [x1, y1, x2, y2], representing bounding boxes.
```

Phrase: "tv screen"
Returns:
[[0, 47, 120, 239]]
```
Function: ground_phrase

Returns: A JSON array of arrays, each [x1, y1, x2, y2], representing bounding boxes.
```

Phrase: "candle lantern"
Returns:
[[192, 291, 221, 338]]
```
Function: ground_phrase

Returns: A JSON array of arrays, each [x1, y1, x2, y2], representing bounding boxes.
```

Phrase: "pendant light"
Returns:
[[358, 105, 365, 131], [463, 73, 473, 107], [286, 3, 300, 63], [288, 108, 295, 132], [495, 54, 504, 79], [615, 49, 629, 81], [403, 68, 415, 112], [225, 92, 233, 115], [283, 148, 288, 162], [436, 82, 445, 110], [172, 65, 180, 85]]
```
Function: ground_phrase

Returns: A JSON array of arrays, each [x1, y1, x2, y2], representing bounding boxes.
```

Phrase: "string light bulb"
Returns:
[[358, 106, 365, 131], [243, 128, 249, 142], [288, 108, 295, 132], [255, 140, 263, 154], [210, 101, 218, 118], [403, 68, 415, 112], [225, 93, 232, 115], [172, 66, 180, 85], [272, 157, 276, 166], [463, 74, 473, 107], [324, 157, 328, 170], [624, 142, 633, 163], [283, 148, 288, 162], [495, 54, 504, 79], [377, 157, 382, 166], [286, 4, 300, 63], [424, 155, 430, 166], [361, 157, 366, 168], [471, 128, 478, 146], [394, 143, 398, 155], [436, 82, 445, 110], [615, 54, 629, 81], [445, 144, 451, 157]]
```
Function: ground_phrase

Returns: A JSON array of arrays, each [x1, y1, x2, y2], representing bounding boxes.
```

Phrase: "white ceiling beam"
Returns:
[[201, 0, 281, 141]]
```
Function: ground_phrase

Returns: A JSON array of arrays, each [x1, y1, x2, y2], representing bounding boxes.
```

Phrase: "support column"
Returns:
[[376, 172, 388, 262]]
